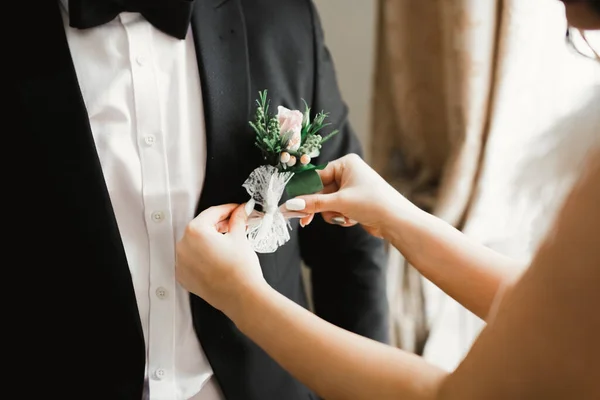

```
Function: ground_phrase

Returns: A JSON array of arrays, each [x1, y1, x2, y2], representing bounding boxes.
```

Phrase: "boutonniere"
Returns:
[[242, 90, 339, 253]]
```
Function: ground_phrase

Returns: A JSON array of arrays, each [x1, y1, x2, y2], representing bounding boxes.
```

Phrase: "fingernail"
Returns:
[[285, 198, 306, 211], [348, 219, 358, 224], [299, 220, 306, 228], [331, 216, 346, 225], [245, 199, 256, 216]]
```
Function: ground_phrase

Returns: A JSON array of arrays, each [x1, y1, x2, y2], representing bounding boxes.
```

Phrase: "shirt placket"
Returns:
[[122, 14, 177, 399]]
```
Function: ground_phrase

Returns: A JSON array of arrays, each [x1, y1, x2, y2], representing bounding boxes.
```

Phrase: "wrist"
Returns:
[[225, 279, 275, 326], [384, 199, 441, 271], [379, 193, 427, 240]]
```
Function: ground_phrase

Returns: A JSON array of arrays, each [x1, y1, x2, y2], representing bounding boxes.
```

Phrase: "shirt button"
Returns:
[[136, 55, 146, 66], [155, 287, 168, 299], [153, 368, 166, 380], [144, 135, 156, 146], [151, 211, 164, 222]]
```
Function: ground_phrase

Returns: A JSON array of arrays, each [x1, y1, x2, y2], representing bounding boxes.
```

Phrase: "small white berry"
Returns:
[[280, 151, 291, 163], [300, 154, 311, 165]]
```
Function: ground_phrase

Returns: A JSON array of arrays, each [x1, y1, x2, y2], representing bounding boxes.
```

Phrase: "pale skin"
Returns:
[[176, 151, 600, 399], [175, 2, 600, 398]]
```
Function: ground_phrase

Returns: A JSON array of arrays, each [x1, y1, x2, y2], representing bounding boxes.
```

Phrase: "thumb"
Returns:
[[286, 192, 341, 215], [189, 203, 238, 232], [228, 203, 249, 236]]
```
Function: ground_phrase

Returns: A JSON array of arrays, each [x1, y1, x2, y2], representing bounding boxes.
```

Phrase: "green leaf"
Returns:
[[286, 169, 324, 197], [320, 129, 339, 143], [249, 121, 264, 135], [301, 124, 311, 141], [287, 162, 327, 174], [301, 99, 311, 128]]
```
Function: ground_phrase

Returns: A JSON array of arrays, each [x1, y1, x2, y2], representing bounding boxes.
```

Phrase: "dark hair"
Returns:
[[591, 0, 600, 15]]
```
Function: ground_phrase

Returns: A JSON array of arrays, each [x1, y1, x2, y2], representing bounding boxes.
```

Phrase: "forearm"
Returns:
[[229, 285, 447, 400], [384, 203, 525, 320]]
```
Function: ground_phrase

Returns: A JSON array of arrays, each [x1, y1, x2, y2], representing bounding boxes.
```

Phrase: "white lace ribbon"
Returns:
[[242, 165, 307, 253]]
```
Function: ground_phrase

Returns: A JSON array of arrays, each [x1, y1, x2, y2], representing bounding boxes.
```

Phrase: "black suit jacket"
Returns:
[[10, 1, 387, 399]]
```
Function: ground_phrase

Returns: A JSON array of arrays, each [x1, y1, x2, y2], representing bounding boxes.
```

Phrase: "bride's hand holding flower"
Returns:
[[175, 204, 267, 316], [289, 154, 422, 239], [174, 154, 424, 315]]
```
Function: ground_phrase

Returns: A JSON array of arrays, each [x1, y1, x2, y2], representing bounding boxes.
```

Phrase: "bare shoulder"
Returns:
[[541, 149, 600, 282]]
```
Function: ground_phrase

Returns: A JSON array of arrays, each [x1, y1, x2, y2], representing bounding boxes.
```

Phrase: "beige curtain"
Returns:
[[371, 0, 509, 352]]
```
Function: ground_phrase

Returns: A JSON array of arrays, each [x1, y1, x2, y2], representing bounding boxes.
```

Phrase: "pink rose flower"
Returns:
[[277, 106, 303, 152]]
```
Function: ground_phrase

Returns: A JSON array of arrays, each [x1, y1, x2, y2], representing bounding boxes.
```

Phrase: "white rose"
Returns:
[[277, 106, 303, 152]]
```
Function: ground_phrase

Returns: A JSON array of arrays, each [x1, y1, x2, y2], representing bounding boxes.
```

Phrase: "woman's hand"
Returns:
[[175, 203, 268, 316], [287, 154, 420, 238]]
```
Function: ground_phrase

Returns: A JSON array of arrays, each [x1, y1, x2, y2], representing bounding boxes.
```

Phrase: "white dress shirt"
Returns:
[[59, 2, 223, 399]]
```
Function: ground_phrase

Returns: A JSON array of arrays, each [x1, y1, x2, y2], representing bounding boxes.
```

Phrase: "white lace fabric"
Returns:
[[243, 165, 307, 253]]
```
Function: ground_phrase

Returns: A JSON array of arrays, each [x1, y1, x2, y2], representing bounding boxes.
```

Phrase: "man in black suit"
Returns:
[[11, 0, 387, 399]]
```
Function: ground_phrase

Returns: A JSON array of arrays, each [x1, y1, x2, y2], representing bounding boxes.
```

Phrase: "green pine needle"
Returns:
[[320, 129, 339, 144]]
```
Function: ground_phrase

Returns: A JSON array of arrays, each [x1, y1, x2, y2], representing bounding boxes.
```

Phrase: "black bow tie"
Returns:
[[68, 0, 195, 40]]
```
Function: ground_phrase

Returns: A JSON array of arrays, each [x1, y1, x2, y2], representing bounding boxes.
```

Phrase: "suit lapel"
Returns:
[[190, 2, 261, 397], [191, 0, 254, 210], [18, 1, 144, 350]]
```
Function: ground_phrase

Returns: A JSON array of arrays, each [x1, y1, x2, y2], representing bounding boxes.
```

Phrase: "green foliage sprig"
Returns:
[[249, 90, 339, 174]]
